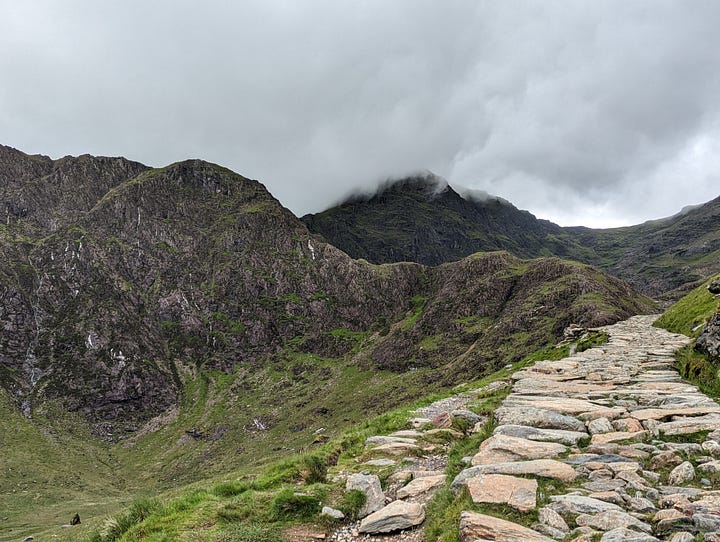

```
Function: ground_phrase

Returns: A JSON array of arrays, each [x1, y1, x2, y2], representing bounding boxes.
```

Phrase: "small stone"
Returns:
[[694, 513, 720, 532], [697, 460, 720, 473], [628, 496, 656, 513], [366, 435, 416, 446], [668, 533, 695, 542], [612, 417, 644, 432], [668, 461, 695, 485], [538, 507, 569, 533], [364, 458, 396, 466], [641, 470, 660, 483], [431, 412, 453, 428], [653, 509, 685, 522], [591, 430, 647, 446], [588, 417, 614, 434], [371, 441, 419, 455], [649, 450, 683, 470], [702, 440, 720, 456], [588, 491, 625, 505], [532, 523, 567, 539], [321, 505, 345, 519], [451, 409, 483, 425]]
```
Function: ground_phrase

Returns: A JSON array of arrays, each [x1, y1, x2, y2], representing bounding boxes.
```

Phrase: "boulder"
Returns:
[[576, 510, 652, 533], [358, 500, 425, 534], [396, 474, 445, 498], [695, 311, 720, 362], [459, 511, 554, 542], [493, 424, 588, 445], [467, 474, 538, 512], [600, 528, 659, 542], [471, 434, 567, 465], [452, 459, 577, 492], [346, 473, 384, 518], [668, 461, 695, 485], [708, 278, 720, 294], [549, 494, 623, 515], [494, 406, 586, 432]]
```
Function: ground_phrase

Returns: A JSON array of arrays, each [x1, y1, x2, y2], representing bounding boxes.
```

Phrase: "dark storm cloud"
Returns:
[[1, 0, 719, 226]]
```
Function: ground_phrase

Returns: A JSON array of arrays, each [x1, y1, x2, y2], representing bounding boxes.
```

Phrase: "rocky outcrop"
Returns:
[[695, 311, 720, 362], [708, 279, 720, 294]]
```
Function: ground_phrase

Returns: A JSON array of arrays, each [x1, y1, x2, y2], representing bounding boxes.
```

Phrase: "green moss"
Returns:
[[674, 345, 720, 399]]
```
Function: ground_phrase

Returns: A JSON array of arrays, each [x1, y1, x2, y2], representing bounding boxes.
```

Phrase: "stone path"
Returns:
[[329, 315, 720, 541], [455, 315, 720, 541]]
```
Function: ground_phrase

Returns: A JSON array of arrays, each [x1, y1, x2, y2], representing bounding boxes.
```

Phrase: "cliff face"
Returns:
[[0, 146, 653, 439]]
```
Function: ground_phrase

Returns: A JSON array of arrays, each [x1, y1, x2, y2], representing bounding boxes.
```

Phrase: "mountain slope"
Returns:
[[301, 174, 595, 266], [303, 175, 720, 298], [0, 146, 655, 538]]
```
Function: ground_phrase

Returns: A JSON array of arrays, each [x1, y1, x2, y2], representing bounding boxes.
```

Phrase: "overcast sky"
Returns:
[[2, 1, 719, 227]]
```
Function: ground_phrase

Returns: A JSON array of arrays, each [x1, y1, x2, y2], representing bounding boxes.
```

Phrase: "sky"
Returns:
[[1, 1, 719, 228]]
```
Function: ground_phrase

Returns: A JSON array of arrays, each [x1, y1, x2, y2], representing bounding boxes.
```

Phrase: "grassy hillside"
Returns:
[[653, 273, 720, 337], [654, 273, 720, 399]]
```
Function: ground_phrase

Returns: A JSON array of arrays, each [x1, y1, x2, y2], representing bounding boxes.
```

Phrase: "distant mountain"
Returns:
[[303, 175, 720, 298], [301, 174, 593, 265], [566, 197, 720, 298]]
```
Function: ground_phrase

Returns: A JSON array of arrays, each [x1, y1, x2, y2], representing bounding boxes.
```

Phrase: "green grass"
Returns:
[[402, 295, 427, 331], [654, 273, 720, 337], [673, 346, 720, 399], [654, 274, 720, 400]]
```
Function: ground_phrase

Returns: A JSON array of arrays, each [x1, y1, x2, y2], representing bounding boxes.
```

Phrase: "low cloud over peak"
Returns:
[[1, 1, 719, 227]]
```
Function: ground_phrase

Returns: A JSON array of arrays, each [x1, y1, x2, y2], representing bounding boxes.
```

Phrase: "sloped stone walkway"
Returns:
[[454, 315, 720, 541]]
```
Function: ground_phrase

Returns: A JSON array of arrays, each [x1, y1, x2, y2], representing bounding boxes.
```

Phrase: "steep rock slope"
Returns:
[[0, 147, 652, 442], [301, 175, 593, 265], [303, 175, 720, 298]]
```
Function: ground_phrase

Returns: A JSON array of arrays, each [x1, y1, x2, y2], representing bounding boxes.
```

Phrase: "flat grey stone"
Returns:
[[493, 424, 588, 445]]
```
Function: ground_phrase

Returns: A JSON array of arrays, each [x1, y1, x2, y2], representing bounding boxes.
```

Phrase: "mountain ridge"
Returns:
[[303, 174, 720, 298]]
